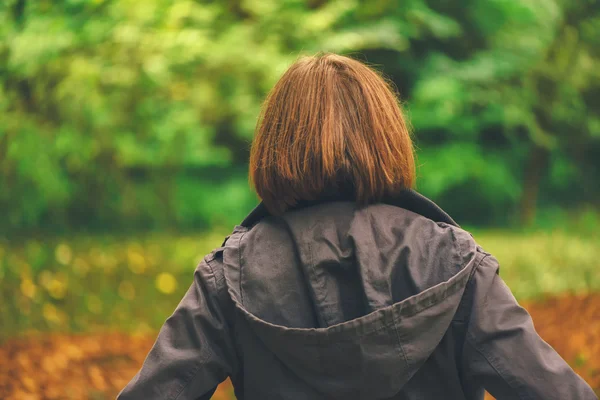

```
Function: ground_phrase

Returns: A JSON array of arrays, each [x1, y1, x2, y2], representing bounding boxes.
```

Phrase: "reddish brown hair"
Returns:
[[250, 53, 415, 215]]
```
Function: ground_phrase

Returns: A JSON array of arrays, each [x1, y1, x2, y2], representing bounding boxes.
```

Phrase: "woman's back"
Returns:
[[236, 201, 468, 329], [118, 195, 596, 399], [226, 200, 478, 399], [117, 53, 596, 399], [217, 199, 593, 399]]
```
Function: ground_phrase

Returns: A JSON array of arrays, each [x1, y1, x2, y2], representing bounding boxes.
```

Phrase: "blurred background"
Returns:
[[0, 0, 599, 399]]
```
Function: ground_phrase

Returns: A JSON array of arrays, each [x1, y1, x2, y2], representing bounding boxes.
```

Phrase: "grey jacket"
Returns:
[[118, 191, 597, 400]]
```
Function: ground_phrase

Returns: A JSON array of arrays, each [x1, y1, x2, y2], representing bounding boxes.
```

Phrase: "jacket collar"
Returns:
[[240, 189, 459, 228]]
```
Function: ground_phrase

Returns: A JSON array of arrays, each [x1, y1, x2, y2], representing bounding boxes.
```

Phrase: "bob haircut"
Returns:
[[250, 53, 415, 215]]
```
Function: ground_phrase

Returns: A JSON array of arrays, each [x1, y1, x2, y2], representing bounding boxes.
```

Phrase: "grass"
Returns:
[[1, 227, 598, 339], [0, 231, 229, 339], [473, 229, 600, 300]]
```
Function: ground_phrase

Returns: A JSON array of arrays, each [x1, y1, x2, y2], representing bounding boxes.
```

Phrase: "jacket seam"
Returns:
[[204, 255, 228, 308], [392, 316, 410, 368], [168, 259, 217, 400], [464, 253, 529, 400], [451, 252, 484, 323], [237, 231, 248, 305], [203, 255, 220, 293], [465, 334, 526, 400], [166, 253, 235, 400], [232, 231, 247, 372], [448, 225, 461, 323], [205, 246, 243, 372], [170, 363, 203, 400]]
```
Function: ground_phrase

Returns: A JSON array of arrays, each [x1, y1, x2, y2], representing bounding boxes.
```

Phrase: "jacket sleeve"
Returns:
[[463, 252, 597, 400], [117, 256, 237, 400]]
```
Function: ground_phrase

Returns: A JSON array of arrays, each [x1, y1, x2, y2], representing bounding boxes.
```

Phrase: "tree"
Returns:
[[0, 0, 598, 231]]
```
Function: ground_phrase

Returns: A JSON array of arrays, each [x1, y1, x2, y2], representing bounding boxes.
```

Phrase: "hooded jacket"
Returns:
[[118, 190, 597, 400]]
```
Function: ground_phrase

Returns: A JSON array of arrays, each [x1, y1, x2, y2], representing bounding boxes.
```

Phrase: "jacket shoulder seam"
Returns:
[[202, 252, 223, 292], [165, 256, 222, 400], [204, 251, 232, 311], [234, 230, 249, 305], [452, 257, 485, 322], [465, 333, 527, 400], [464, 253, 530, 400]]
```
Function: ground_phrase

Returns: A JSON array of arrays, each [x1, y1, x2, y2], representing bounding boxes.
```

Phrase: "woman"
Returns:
[[118, 54, 596, 400]]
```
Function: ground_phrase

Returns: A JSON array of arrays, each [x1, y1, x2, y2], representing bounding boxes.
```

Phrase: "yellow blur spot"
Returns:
[[118, 281, 136, 300], [55, 243, 73, 265], [48, 278, 67, 299], [43, 303, 60, 323], [87, 295, 103, 314], [127, 249, 146, 274], [155, 272, 177, 294], [20, 278, 37, 299]]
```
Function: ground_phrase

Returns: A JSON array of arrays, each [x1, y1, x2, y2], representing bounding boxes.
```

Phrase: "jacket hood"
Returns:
[[223, 191, 479, 399]]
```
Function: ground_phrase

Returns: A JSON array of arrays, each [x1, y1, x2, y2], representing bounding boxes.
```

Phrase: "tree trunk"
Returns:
[[13, 0, 26, 28], [520, 145, 549, 226]]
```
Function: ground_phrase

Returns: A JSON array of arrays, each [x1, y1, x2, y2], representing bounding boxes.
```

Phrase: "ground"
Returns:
[[1, 294, 598, 400]]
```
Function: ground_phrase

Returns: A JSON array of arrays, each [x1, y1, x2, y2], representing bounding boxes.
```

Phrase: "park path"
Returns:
[[1, 294, 598, 400]]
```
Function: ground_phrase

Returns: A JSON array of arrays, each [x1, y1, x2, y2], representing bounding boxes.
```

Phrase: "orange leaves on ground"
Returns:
[[0, 331, 234, 400], [485, 293, 600, 400], [1, 295, 598, 399], [0, 332, 154, 400], [522, 294, 600, 389]]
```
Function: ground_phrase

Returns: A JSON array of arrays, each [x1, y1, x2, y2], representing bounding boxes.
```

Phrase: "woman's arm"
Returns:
[[117, 257, 237, 400], [462, 252, 597, 399]]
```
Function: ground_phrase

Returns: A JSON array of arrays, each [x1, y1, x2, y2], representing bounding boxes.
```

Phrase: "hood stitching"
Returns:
[[223, 228, 477, 345], [392, 311, 410, 368], [238, 230, 248, 306], [283, 212, 336, 327]]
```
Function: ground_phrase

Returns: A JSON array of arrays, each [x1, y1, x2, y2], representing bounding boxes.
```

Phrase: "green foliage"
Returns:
[[475, 229, 600, 300], [1, 227, 598, 338], [0, 0, 599, 231]]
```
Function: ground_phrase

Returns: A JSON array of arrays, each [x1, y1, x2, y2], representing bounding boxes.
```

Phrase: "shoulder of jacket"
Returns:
[[202, 247, 225, 286]]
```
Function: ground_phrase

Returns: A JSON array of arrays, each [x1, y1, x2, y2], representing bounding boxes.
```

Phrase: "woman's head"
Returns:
[[250, 53, 415, 215]]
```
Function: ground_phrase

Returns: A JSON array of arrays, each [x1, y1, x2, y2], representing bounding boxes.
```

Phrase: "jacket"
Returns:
[[118, 190, 597, 400]]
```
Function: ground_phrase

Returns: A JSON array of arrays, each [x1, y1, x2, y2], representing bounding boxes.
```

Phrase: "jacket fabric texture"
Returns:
[[118, 190, 597, 400]]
